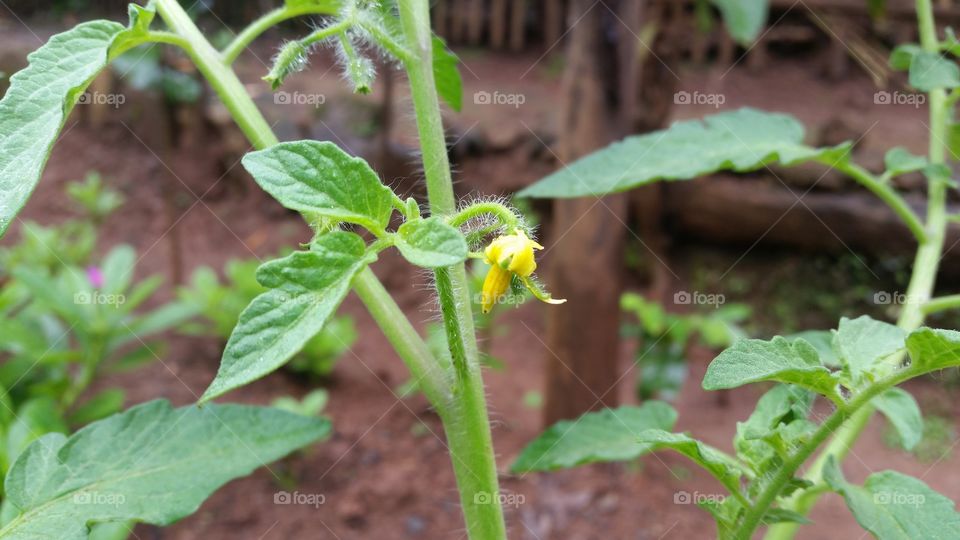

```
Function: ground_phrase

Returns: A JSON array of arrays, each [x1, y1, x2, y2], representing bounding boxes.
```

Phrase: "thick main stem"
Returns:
[[398, 1, 506, 538], [763, 1, 950, 538], [153, 0, 444, 414]]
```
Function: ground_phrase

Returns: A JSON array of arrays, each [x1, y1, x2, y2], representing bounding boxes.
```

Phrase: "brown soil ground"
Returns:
[[3, 18, 960, 540]]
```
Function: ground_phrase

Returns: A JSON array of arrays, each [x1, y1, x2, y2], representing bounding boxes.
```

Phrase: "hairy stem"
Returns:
[[833, 161, 927, 243], [221, 2, 340, 64], [397, 0, 506, 537], [762, 1, 950, 537]]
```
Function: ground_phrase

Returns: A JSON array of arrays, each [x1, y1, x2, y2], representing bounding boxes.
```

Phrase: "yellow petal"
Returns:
[[481, 264, 512, 314]]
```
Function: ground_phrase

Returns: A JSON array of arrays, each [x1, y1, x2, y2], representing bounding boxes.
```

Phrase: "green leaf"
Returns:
[[510, 402, 677, 473], [636, 430, 750, 497], [0, 400, 330, 539], [67, 389, 125, 427], [110, 3, 156, 53], [833, 316, 906, 383], [889, 44, 922, 71], [787, 330, 840, 368], [201, 232, 374, 402], [518, 108, 850, 198], [241, 141, 397, 233], [905, 328, 960, 373], [5, 398, 67, 467], [884, 147, 929, 177], [704, 336, 841, 402], [711, 0, 769, 44], [874, 388, 923, 451], [735, 385, 814, 470], [433, 36, 462, 111], [0, 21, 123, 237], [100, 245, 136, 295], [908, 51, 960, 91], [824, 457, 960, 540], [395, 217, 468, 268], [761, 508, 811, 525]]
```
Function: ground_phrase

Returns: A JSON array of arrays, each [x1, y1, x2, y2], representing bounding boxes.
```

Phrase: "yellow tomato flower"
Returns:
[[480, 229, 565, 313]]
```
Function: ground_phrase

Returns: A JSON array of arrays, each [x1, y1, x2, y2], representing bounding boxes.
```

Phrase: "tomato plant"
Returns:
[[0, 1, 561, 537], [1, 0, 959, 539]]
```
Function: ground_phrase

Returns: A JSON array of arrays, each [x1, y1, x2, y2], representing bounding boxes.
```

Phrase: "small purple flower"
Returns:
[[86, 266, 104, 289]]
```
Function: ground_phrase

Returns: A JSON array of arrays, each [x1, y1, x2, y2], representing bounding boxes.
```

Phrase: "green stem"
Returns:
[[739, 367, 923, 540], [156, 0, 277, 150], [398, 1, 506, 538], [300, 20, 352, 47], [221, 2, 341, 64], [834, 161, 927, 243], [923, 294, 960, 314], [762, 1, 950, 537], [448, 201, 522, 230], [154, 0, 441, 414]]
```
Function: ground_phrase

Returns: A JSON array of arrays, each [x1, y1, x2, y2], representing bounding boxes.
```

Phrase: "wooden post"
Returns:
[[490, 0, 508, 49], [544, 0, 565, 49], [510, 0, 527, 51], [467, 0, 485, 44], [433, 0, 449, 38], [543, 0, 626, 425], [450, 0, 467, 43]]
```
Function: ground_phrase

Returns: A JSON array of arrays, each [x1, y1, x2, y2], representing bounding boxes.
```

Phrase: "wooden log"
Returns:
[[661, 175, 960, 266]]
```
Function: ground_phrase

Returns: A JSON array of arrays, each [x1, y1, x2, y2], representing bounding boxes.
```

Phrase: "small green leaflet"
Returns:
[[510, 402, 677, 473], [0, 6, 155, 238], [884, 147, 928, 177], [908, 51, 960, 91], [703, 336, 842, 403], [518, 108, 851, 198], [433, 36, 463, 111], [786, 330, 840, 368], [824, 457, 960, 540], [905, 328, 960, 373], [201, 232, 375, 402], [874, 388, 923, 451], [833, 316, 906, 384], [889, 44, 922, 71], [711, 0, 769, 45], [395, 217, 468, 268], [0, 400, 330, 539], [636, 430, 751, 499], [241, 141, 396, 234]]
